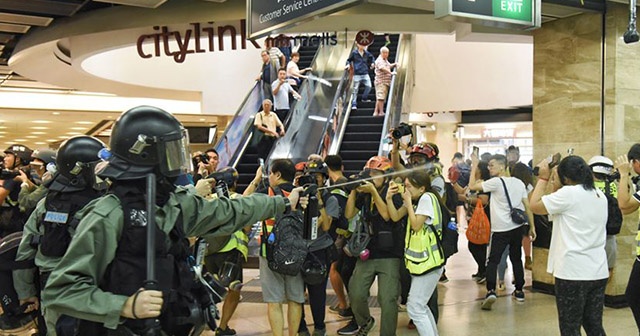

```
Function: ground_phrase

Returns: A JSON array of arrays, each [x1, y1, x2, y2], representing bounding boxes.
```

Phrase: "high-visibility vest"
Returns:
[[206, 193, 250, 259], [404, 192, 445, 275]]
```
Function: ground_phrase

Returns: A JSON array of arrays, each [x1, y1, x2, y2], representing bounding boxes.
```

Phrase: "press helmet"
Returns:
[[588, 155, 614, 176], [364, 156, 392, 172], [4, 144, 33, 166], [305, 159, 329, 177], [97, 106, 190, 180], [409, 143, 438, 160]]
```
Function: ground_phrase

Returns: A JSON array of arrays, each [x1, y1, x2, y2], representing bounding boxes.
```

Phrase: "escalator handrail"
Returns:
[[378, 34, 406, 156]]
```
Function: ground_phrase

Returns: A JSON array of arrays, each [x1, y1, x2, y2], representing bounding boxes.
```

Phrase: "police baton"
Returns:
[[142, 173, 163, 336]]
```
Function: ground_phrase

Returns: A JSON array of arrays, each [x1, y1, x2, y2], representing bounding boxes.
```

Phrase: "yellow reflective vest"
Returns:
[[206, 193, 250, 260], [404, 192, 445, 275]]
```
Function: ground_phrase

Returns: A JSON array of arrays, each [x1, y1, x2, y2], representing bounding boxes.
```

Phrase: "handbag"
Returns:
[[499, 177, 528, 225], [250, 113, 266, 147], [466, 199, 491, 245]]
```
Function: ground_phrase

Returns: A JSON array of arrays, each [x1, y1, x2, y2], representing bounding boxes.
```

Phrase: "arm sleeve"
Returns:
[[481, 177, 499, 193], [254, 113, 261, 126], [42, 197, 128, 330], [13, 200, 46, 299], [541, 187, 571, 215], [431, 176, 445, 197], [181, 192, 286, 238], [415, 193, 436, 220]]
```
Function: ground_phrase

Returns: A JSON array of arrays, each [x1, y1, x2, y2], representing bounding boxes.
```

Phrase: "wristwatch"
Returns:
[[283, 197, 292, 214]]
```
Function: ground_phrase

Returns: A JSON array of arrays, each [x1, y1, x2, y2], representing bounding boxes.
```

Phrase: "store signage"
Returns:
[[136, 20, 260, 63], [435, 0, 541, 30], [248, 0, 363, 39]]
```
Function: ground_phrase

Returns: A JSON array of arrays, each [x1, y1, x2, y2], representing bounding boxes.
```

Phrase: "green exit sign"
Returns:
[[493, 0, 532, 22], [435, 0, 540, 30]]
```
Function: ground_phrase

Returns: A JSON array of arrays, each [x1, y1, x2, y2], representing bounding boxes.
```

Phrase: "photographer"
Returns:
[[193, 149, 219, 184], [42, 107, 306, 336], [17, 148, 56, 215], [337, 156, 403, 336], [0, 144, 33, 237], [614, 144, 640, 331], [297, 159, 338, 336]]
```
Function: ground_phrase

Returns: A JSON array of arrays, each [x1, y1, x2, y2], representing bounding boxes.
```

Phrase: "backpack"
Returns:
[[437, 188, 458, 258], [263, 187, 308, 276], [604, 183, 623, 235]]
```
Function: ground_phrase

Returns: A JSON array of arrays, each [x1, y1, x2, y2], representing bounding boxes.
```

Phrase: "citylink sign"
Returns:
[[435, 0, 541, 30], [248, 0, 362, 39]]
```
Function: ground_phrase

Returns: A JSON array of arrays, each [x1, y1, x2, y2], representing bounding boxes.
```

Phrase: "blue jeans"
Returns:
[[351, 74, 372, 106]]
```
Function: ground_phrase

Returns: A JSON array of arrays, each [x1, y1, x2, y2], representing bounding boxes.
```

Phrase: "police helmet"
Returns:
[[31, 148, 56, 165], [97, 106, 190, 180], [4, 144, 33, 166], [305, 159, 328, 177], [49, 136, 106, 192], [588, 155, 614, 176]]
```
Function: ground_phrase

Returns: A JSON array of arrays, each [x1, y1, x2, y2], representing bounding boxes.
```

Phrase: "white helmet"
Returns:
[[588, 155, 614, 175]]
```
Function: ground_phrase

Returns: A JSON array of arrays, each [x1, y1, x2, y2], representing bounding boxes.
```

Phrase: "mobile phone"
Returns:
[[472, 146, 479, 157]]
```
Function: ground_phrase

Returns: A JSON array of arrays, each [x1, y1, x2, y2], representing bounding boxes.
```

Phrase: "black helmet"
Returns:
[[4, 144, 32, 166], [31, 148, 56, 165], [97, 106, 190, 180], [213, 167, 239, 186], [49, 136, 106, 192], [305, 159, 328, 177]]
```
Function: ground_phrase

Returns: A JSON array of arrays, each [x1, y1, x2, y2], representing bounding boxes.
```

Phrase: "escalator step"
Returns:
[[345, 124, 383, 133], [341, 132, 382, 142], [348, 116, 385, 125], [340, 141, 380, 151], [339, 150, 376, 161]]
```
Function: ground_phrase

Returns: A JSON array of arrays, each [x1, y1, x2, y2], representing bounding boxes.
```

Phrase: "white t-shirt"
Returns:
[[271, 80, 294, 110], [286, 61, 300, 85], [542, 185, 608, 280], [482, 176, 527, 232], [415, 192, 437, 226]]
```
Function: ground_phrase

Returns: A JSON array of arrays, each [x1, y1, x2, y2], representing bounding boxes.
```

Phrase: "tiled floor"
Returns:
[[204, 240, 637, 336]]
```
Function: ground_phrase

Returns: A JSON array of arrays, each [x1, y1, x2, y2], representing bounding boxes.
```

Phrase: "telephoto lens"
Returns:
[[391, 123, 412, 139]]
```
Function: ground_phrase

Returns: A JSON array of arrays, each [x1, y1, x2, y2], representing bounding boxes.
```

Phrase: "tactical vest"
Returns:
[[404, 193, 445, 275], [85, 185, 205, 336], [33, 189, 101, 258]]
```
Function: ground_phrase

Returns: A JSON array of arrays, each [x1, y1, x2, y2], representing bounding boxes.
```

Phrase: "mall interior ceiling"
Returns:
[[0, 0, 607, 149]]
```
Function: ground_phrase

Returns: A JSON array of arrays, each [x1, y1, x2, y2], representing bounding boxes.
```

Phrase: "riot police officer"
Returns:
[[13, 135, 107, 336], [42, 106, 304, 335]]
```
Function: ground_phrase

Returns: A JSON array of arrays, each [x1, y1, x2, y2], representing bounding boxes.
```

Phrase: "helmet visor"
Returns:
[[160, 128, 191, 177]]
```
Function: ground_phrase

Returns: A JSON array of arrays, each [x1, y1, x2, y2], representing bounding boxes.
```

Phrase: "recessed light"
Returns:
[[30, 127, 49, 130], [32, 120, 52, 124], [0, 126, 6, 129], [199, 118, 206, 121], [46, 139, 57, 142], [75, 121, 94, 125], [0, 131, 6, 134], [34, 142, 47, 145], [52, 112, 61, 115], [58, 135, 69, 139]]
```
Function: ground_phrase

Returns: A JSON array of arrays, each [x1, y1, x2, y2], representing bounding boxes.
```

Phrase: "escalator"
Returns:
[[214, 43, 321, 193], [338, 34, 399, 177]]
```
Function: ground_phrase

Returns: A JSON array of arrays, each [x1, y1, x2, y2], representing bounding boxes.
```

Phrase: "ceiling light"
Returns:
[[14, 139, 27, 142], [58, 135, 69, 139], [52, 112, 61, 115], [34, 142, 47, 145], [30, 127, 49, 130], [199, 118, 206, 121], [46, 139, 57, 142], [32, 120, 52, 124], [75, 121, 94, 125], [0, 131, 6, 134], [0, 126, 7, 129]]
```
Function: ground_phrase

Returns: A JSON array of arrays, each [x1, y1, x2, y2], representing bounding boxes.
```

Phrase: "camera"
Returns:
[[343, 170, 370, 193], [391, 123, 412, 139], [192, 153, 209, 168], [297, 174, 316, 187], [0, 167, 29, 180]]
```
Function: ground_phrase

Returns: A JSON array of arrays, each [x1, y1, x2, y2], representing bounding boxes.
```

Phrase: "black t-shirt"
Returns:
[[354, 185, 404, 259], [1, 178, 20, 204]]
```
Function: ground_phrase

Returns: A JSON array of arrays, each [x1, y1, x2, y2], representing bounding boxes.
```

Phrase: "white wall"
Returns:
[[409, 34, 533, 113]]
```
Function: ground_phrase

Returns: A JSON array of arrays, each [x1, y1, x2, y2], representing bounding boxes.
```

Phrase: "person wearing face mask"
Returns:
[[17, 149, 56, 216]]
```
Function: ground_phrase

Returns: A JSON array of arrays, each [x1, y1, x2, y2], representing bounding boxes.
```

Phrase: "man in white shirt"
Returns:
[[469, 154, 535, 311], [254, 99, 285, 160], [272, 68, 301, 122]]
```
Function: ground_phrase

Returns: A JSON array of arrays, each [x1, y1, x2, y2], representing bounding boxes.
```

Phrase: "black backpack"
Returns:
[[438, 194, 459, 259], [604, 183, 623, 235], [263, 188, 308, 276]]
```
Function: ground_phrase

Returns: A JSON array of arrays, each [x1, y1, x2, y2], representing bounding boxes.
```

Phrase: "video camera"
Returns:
[[206, 170, 238, 199], [343, 170, 371, 193], [297, 174, 316, 187], [192, 153, 209, 168], [0, 167, 29, 180], [390, 123, 412, 140]]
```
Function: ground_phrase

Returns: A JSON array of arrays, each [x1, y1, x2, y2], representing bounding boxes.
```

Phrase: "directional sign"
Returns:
[[248, 0, 363, 39], [435, 0, 541, 30]]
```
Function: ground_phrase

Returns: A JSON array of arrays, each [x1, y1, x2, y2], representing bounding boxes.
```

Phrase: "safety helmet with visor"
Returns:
[[588, 155, 615, 176]]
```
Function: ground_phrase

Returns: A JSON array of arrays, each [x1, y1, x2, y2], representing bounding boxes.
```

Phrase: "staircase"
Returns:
[[338, 34, 399, 177], [236, 44, 319, 193]]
